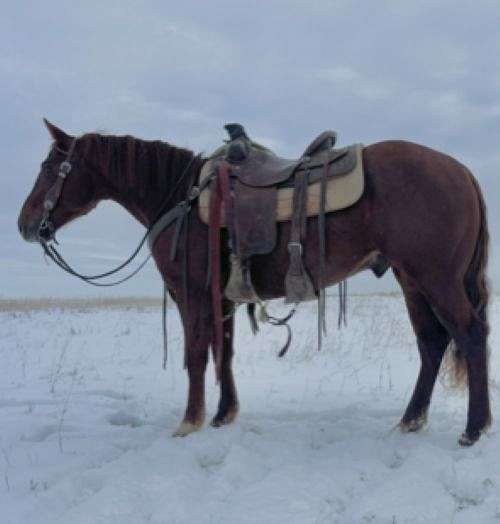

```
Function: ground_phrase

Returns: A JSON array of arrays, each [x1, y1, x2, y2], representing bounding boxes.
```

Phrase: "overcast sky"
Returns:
[[2, 0, 500, 298]]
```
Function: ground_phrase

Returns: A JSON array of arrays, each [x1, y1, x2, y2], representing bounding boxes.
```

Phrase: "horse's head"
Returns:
[[18, 120, 101, 243]]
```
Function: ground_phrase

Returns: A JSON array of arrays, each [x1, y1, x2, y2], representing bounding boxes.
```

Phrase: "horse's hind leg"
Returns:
[[425, 282, 491, 445], [211, 300, 239, 427], [396, 271, 450, 432]]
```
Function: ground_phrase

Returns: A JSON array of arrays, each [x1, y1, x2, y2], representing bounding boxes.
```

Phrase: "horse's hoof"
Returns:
[[172, 421, 203, 437], [458, 431, 479, 447], [399, 414, 427, 433], [210, 406, 239, 428]]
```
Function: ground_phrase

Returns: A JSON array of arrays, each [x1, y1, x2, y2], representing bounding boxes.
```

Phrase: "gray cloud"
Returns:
[[2, 0, 500, 297]]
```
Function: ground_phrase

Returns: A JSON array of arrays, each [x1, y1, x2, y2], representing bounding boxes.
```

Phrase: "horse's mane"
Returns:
[[78, 133, 195, 199]]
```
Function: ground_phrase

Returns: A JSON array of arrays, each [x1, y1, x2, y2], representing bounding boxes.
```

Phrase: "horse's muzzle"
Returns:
[[18, 214, 40, 243]]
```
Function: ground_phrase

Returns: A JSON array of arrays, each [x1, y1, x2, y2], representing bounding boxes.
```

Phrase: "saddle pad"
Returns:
[[198, 143, 364, 225]]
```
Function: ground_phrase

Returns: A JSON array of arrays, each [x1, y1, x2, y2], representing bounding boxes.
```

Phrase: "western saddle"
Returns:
[[209, 123, 356, 299], [206, 124, 359, 362]]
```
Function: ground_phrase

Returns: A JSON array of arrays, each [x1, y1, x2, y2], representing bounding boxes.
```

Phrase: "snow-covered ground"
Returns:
[[1, 295, 499, 524]]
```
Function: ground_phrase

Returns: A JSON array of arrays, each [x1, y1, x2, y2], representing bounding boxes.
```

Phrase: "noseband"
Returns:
[[38, 139, 77, 242]]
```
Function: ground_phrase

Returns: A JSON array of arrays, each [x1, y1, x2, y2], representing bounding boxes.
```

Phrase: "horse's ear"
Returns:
[[43, 118, 72, 148]]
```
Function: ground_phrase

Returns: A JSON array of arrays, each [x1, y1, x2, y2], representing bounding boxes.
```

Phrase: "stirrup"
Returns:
[[224, 255, 260, 303]]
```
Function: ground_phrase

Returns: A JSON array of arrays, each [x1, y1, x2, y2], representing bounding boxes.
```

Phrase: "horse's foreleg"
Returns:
[[396, 272, 450, 432], [211, 300, 239, 427], [173, 297, 210, 437]]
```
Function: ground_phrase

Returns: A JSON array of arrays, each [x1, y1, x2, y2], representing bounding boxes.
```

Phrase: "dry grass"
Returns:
[[0, 292, 401, 313], [5, 291, 496, 314], [0, 296, 162, 313]]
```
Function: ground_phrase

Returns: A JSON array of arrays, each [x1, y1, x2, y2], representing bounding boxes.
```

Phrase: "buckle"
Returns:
[[59, 161, 72, 178], [287, 241, 302, 255], [38, 217, 54, 242]]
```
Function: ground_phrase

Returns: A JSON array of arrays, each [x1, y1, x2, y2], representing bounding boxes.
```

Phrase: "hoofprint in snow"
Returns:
[[1, 295, 499, 524]]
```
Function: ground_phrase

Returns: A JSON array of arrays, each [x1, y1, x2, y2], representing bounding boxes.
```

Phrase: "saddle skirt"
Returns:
[[198, 143, 364, 225]]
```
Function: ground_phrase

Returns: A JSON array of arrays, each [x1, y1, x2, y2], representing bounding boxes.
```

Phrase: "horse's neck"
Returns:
[[94, 135, 197, 228]]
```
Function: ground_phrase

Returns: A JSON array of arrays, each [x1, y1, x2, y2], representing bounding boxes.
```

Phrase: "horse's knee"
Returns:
[[185, 344, 209, 371]]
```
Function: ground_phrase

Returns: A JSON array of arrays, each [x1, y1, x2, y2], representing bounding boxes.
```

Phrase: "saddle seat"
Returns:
[[224, 125, 352, 188]]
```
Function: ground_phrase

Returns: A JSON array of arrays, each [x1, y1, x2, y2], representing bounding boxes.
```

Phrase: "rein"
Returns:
[[39, 138, 202, 286]]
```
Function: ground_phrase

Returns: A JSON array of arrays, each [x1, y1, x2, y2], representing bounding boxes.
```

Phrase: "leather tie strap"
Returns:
[[317, 161, 330, 350], [208, 161, 233, 382]]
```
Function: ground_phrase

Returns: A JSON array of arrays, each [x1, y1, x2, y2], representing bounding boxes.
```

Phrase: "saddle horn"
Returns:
[[224, 123, 250, 162], [224, 123, 249, 142]]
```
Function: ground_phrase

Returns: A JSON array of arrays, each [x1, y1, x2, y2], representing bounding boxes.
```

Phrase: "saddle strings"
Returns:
[[338, 280, 348, 328]]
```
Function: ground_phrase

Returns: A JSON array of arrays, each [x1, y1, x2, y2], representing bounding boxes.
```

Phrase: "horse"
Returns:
[[18, 119, 491, 445]]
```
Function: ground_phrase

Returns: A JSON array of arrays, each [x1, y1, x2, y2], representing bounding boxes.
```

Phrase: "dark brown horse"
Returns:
[[18, 120, 491, 445]]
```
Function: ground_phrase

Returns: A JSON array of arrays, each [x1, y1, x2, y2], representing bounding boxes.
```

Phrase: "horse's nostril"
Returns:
[[17, 216, 25, 237], [20, 224, 28, 240]]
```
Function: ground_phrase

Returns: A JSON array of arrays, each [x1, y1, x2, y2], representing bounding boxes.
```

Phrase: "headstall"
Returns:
[[38, 139, 77, 243]]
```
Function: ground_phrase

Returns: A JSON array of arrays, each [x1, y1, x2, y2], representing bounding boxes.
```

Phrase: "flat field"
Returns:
[[1, 295, 499, 523]]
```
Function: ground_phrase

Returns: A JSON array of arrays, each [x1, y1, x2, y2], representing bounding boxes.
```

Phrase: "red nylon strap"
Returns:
[[208, 161, 232, 381]]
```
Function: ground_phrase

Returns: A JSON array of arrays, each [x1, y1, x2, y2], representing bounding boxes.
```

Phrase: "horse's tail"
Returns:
[[464, 173, 490, 327], [445, 170, 490, 387]]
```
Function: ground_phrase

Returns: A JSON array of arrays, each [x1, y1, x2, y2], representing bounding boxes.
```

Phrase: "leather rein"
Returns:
[[38, 138, 204, 287]]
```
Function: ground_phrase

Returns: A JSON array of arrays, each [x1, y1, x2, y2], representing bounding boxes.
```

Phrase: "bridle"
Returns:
[[38, 138, 203, 287], [38, 138, 77, 243]]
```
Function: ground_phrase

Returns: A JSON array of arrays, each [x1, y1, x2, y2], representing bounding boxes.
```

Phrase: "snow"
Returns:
[[1, 295, 499, 523]]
